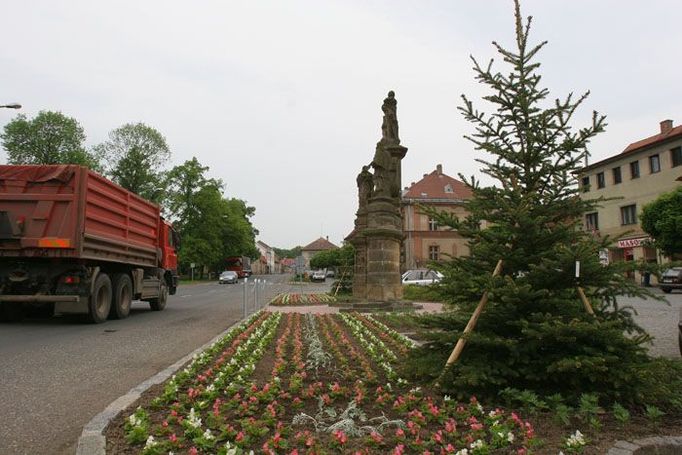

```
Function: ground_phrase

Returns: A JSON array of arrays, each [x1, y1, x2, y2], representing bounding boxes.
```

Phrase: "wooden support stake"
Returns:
[[436, 259, 503, 387], [576, 286, 595, 316]]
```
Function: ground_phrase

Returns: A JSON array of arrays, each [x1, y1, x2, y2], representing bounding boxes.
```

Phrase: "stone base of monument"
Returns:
[[330, 300, 422, 313]]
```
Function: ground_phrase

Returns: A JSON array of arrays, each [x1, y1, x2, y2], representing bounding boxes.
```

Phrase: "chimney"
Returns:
[[326, 236, 329, 241], [660, 119, 673, 134], [436, 164, 443, 175], [423, 174, 428, 178]]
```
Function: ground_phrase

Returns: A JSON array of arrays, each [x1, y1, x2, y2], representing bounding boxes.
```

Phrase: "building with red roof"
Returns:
[[578, 119, 682, 281], [301, 236, 338, 269], [401, 164, 473, 269]]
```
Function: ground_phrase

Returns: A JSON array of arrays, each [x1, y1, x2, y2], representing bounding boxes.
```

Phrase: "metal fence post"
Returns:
[[242, 277, 248, 318]]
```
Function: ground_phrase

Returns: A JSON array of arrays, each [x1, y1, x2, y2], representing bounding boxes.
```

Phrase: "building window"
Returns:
[[585, 212, 599, 231], [581, 176, 590, 192], [428, 245, 440, 261], [444, 184, 453, 193], [671, 146, 682, 167], [649, 154, 660, 173], [596, 172, 605, 189], [428, 217, 438, 231], [612, 166, 622, 184], [621, 204, 637, 225], [630, 160, 640, 179]]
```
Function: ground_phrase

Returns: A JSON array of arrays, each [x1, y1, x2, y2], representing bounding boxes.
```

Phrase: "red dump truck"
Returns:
[[0, 165, 179, 323]]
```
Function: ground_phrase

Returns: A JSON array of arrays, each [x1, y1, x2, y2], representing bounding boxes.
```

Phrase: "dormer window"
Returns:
[[444, 184, 453, 193]]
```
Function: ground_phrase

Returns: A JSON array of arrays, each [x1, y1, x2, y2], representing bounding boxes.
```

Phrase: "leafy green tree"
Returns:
[[95, 122, 170, 202], [310, 244, 354, 293], [405, 0, 656, 405], [273, 246, 302, 259], [641, 186, 682, 258], [165, 158, 258, 274], [1, 110, 101, 169]]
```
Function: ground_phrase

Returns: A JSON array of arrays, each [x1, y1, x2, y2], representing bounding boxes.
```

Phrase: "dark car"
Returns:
[[659, 267, 682, 294], [219, 271, 238, 284]]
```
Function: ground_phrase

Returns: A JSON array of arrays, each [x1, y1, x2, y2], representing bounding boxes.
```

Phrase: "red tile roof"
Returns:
[[402, 165, 472, 201], [302, 237, 338, 251], [622, 123, 682, 154], [582, 121, 682, 172]]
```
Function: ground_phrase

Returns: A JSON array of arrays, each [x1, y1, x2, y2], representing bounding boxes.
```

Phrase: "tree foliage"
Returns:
[[1, 111, 101, 170], [165, 158, 258, 275], [640, 186, 682, 258], [95, 122, 170, 202], [310, 244, 354, 293], [273, 246, 302, 259], [405, 0, 659, 406]]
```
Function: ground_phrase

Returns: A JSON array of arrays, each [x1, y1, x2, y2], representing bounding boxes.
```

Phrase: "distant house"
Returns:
[[301, 237, 338, 269], [254, 240, 276, 274], [401, 164, 473, 270]]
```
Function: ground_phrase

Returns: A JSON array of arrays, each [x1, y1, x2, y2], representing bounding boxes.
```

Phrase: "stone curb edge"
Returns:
[[76, 317, 247, 455]]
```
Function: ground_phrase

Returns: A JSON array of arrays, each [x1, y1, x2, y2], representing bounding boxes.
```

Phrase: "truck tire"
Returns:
[[149, 280, 168, 311], [87, 273, 112, 323], [109, 273, 132, 319]]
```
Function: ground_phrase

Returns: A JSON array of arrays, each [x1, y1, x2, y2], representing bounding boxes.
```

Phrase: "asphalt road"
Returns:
[[0, 279, 678, 455], [0, 273, 315, 455]]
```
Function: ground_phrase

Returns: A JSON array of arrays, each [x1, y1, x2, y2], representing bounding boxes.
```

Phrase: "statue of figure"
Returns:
[[356, 165, 373, 208], [371, 145, 392, 198], [380, 90, 400, 145]]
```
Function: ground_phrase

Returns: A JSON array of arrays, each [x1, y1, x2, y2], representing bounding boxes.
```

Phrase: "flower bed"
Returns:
[[107, 311, 535, 454], [269, 293, 337, 306]]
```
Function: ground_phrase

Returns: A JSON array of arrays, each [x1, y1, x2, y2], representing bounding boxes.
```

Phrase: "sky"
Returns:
[[1, 1, 681, 249]]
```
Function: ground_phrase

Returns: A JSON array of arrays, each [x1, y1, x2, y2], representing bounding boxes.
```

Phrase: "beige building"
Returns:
[[301, 237, 338, 269], [401, 164, 473, 270], [578, 119, 682, 282]]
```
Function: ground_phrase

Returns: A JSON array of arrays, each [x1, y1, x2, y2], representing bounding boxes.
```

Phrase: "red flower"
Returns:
[[235, 431, 245, 442], [393, 444, 406, 455], [189, 448, 198, 455], [370, 431, 383, 443], [169, 433, 177, 443], [333, 430, 347, 445]]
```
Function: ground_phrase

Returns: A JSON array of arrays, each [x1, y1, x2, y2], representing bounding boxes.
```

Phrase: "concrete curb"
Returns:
[[607, 436, 682, 454], [75, 318, 246, 455]]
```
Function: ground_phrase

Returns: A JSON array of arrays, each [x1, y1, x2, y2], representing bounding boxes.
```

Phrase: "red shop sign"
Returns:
[[617, 237, 649, 248]]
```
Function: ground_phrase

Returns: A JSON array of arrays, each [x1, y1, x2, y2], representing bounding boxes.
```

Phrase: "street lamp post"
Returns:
[[0, 103, 21, 109]]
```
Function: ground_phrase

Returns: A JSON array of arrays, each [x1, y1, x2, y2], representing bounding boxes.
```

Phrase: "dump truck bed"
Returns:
[[0, 165, 160, 267]]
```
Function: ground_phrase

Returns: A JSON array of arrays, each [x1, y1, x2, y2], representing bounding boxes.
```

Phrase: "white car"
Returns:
[[402, 269, 443, 286], [311, 270, 326, 282]]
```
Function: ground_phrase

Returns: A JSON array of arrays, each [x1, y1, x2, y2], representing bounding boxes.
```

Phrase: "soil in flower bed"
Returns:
[[269, 293, 336, 306], [105, 311, 536, 454], [104, 311, 682, 454]]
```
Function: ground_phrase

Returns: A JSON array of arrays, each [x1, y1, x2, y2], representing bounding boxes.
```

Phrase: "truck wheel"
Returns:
[[87, 273, 112, 323], [109, 274, 132, 319], [149, 281, 168, 311]]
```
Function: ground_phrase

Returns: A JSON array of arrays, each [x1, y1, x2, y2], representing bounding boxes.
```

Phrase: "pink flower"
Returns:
[[333, 429, 347, 445], [290, 450, 299, 455], [393, 444, 406, 455], [517, 449, 527, 455], [445, 444, 456, 453], [432, 431, 443, 444], [235, 431, 245, 442], [162, 420, 169, 428], [445, 418, 456, 433], [395, 428, 405, 438], [168, 433, 177, 443], [370, 431, 383, 443], [189, 448, 198, 455]]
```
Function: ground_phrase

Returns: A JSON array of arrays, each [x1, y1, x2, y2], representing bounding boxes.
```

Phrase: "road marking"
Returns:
[[181, 295, 193, 298]]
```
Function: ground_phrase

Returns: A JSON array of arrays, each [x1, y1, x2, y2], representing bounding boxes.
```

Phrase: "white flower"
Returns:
[[144, 435, 157, 448], [187, 408, 202, 429], [203, 428, 214, 440], [476, 403, 484, 413], [443, 395, 452, 402], [455, 449, 469, 455], [470, 439, 484, 449], [566, 430, 586, 448], [206, 384, 215, 393], [127, 414, 141, 427], [507, 431, 515, 443]]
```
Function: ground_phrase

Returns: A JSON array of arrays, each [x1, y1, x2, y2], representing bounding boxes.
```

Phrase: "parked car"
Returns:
[[311, 270, 327, 282], [219, 271, 239, 284], [659, 267, 682, 294], [402, 269, 443, 286], [326, 269, 336, 278]]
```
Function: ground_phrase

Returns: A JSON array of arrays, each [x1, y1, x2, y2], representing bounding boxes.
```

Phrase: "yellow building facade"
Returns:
[[578, 119, 682, 283]]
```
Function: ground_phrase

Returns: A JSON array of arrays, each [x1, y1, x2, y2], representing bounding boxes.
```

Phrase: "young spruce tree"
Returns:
[[405, 1, 658, 405]]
